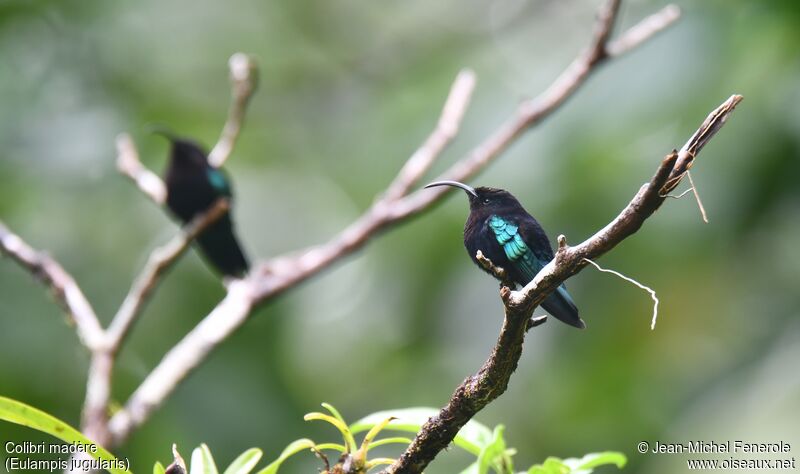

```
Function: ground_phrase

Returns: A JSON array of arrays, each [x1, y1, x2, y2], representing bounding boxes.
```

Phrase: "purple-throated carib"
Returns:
[[160, 133, 249, 278], [425, 180, 584, 329]]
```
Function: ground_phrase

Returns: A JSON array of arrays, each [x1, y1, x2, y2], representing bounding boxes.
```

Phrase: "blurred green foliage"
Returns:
[[1, 0, 799, 473]]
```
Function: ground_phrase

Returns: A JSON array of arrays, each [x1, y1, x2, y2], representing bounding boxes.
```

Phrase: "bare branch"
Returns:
[[380, 0, 673, 220], [583, 258, 659, 330], [80, 352, 114, 446], [386, 95, 741, 473], [208, 53, 259, 168], [475, 250, 512, 288], [0, 221, 105, 351], [526, 315, 548, 331], [108, 279, 254, 444], [105, 0, 681, 444], [78, 200, 232, 447], [116, 133, 167, 205], [384, 69, 477, 201], [387, 293, 534, 474], [106, 199, 231, 350], [606, 5, 681, 57], [663, 94, 743, 194]]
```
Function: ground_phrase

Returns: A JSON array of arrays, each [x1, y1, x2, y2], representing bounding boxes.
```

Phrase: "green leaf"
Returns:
[[321, 402, 347, 426], [477, 425, 512, 474], [223, 448, 263, 474], [314, 443, 347, 453], [255, 439, 316, 474], [0, 396, 129, 474], [350, 407, 493, 456], [304, 411, 357, 452], [364, 457, 396, 470], [527, 457, 569, 474], [562, 452, 627, 473], [191, 444, 219, 474], [153, 462, 166, 474], [367, 437, 413, 451]]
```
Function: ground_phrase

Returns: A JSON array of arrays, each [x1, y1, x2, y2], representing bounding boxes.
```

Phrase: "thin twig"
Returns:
[[106, 0, 681, 446], [116, 133, 167, 205], [582, 258, 659, 330], [660, 171, 709, 223], [0, 221, 105, 351], [208, 53, 259, 168], [686, 171, 709, 223], [106, 199, 232, 350], [606, 5, 681, 57], [475, 250, 511, 286], [662, 188, 693, 199], [526, 315, 548, 331], [384, 69, 477, 201]]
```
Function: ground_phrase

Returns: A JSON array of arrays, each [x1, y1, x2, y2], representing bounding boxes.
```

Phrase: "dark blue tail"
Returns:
[[541, 284, 585, 329], [196, 214, 249, 278]]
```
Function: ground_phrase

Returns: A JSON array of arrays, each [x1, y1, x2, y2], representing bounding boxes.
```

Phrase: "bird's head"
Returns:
[[149, 125, 208, 167], [424, 180, 523, 212]]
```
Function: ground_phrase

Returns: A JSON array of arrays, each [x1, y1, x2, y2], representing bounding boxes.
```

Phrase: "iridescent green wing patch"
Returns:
[[488, 215, 543, 280], [207, 167, 232, 197]]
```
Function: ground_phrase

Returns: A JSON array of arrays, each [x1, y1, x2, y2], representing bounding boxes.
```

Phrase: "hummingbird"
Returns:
[[160, 133, 249, 278], [425, 180, 584, 329]]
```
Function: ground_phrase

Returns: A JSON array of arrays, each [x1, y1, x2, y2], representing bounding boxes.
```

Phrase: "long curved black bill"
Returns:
[[424, 180, 478, 198], [146, 123, 180, 143]]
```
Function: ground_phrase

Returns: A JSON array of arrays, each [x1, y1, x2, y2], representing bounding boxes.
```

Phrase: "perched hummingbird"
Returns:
[[161, 134, 249, 278], [425, 181, 584, 329]]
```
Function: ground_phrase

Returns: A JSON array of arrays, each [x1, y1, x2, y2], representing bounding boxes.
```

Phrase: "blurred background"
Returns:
[[1, 0, 798, 472]]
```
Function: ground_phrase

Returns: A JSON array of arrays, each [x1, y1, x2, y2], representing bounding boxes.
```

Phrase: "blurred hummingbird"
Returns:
[[160, 133, 249, 278], [425, 180, 584, 329]]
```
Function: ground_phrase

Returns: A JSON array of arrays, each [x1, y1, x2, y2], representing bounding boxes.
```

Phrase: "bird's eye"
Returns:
[[482, 198, 490, 204]]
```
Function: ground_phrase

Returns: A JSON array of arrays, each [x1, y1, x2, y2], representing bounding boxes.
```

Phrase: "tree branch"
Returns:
[[606, 4, 681, 57], [80, 54, 259, 449], [208, 53, 259, 168], [108, 279, 254, 444], [384, 68, 477, 201], [78, 199, 233, 449], [116, 133, 167, 205], [385, 94, 742, 473], [106, 199, 231, 351], [104, 0, 680, 445], [376, 1, 680, 221], [0, 221, 105, 351]]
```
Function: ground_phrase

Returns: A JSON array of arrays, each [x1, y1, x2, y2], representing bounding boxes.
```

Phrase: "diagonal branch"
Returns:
[[106, 199, 232, 351], [208, 53, 259, 168], [379, 1, 680, 221], [386, 95, 742, 473], [384, 68, 477, 201], [0, 221, 105, 351], [105, 0, 680, 445], [116, 133, 167, 205], [80, 199, 233, 448], [108, 278, 254, 444], [606, 4, 681, 57]]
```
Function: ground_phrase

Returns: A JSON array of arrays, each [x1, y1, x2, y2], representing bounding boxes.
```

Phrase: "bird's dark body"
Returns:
[[428, 182, 584, 329], [164, 138, 249, 278]]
